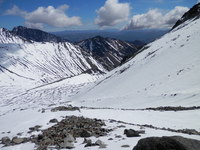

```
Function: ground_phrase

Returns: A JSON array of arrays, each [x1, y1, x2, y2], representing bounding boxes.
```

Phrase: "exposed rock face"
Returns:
[[12, 26, 67, 43], [133, 136, 200, 150], [78, 36, 138, 71], [172, 3, 200, 30]]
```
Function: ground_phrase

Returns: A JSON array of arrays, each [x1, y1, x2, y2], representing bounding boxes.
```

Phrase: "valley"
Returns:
[[0, 2, 200, 150]]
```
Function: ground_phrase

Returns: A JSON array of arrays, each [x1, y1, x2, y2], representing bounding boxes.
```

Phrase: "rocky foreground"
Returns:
[[1, 105, 200, 150]]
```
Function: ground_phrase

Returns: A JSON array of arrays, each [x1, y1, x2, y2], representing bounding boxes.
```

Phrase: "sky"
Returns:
[[0, 0, 198, 31]]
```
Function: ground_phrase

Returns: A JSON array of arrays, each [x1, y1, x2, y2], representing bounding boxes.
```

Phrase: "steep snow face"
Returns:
[[0, 29, 105, 88], [73, 17, 200, 109], [78, 36, 138, 71]]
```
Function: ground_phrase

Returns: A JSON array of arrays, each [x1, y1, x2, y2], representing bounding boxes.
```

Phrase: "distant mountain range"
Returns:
[[53, 29, 168, 43]]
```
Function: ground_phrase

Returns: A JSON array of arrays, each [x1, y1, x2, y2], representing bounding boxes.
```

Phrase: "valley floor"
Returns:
[[0, 75, 200, 150]]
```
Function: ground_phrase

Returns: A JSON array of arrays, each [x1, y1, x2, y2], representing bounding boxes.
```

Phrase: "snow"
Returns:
[[73, 18, 200, 109], [0, 13, 200, 150]]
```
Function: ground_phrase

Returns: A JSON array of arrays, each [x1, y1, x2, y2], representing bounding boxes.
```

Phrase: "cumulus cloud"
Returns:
[[123, 6, 189, 30], [95, 0, 131, 27], [4, 5, 27, 17], [4, 5, 82, 29]]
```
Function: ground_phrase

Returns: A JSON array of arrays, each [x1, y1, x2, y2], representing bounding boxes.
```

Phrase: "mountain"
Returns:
[[73, 6, 200, 109], [53, 29, 168, 43], [77, 36, 138, 71], [1, 4, 200, 150], [0, 28, 105, 88], [11, 26, 68, 43], [130, 40, 146, 49], [172, 3, 200, 30]]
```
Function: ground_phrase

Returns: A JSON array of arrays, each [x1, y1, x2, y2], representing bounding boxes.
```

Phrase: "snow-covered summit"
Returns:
[[0, 27, 106, 88], [0, 27, 27, 44]]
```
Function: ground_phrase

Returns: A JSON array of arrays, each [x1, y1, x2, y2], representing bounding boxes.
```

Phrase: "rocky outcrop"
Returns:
[[133, 136, 200, 150], [31, 116, 111, 149], [172, 3, 200, 30]]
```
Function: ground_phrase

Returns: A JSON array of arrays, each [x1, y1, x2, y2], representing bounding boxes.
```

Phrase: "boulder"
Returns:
[[12, 137, 25, 144], [124, 129, 140, 137], [1, 136, 11, 145], [60, 133, 75, 149], [133, 136, 200, 150], [95, 139, 107, 148], [49, 119, 58, 123], [80, 129, 91, 137], [121, 144, 130, 148], [84, 139, 93, 147]]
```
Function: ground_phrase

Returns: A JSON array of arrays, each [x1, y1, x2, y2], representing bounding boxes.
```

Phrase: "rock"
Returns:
[[51, 105, 80, 112], [115, 135, 122, 138], [29, 125, 42, 132], [80, 129, 91, 137], [12, 137, 25, 144], [84, 139, 92, 147], [124, 129, 140, 137], [60, 133, 75, 149], [108, 138, 113, 140], [41, 109, 45, 113], [95, 139, 107, 148], [121, 144, 130, 148], [133, 136, 200, 150], [30, 116, 111, 148], [1, 136, 11, 145], [65, 133, 75, 143], [49, 118, 58, 123], [60, 139, 74, 149]]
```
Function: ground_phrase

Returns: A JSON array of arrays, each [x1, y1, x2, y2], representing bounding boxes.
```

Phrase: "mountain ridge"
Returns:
[[77, 36, 138, 71]]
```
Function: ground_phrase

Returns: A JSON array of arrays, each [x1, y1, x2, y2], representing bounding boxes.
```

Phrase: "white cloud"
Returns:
[[25, 22, 44, 29], [95, 0, 131, 27], [4, 5, 82, 29], [4, 5, 27, 17], [123, 6, 189, 30], [197, 0, 200, 3]]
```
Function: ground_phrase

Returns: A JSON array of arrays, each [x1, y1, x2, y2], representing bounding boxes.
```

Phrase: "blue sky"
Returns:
[[0, 0, 198, 31]]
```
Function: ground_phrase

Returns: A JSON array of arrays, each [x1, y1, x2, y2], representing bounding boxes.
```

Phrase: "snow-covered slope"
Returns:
[[0, 28, 105, 88], [73, 13, 200, 109]]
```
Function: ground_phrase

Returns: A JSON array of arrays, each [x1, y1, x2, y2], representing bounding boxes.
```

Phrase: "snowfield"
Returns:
[[0, 10, 200, 150], [73, 18, 200, 109]]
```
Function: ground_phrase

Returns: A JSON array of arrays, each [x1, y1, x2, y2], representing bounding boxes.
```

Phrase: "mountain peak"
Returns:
[[172, 3, 200, 30], [11, 26, 67, 43], [78, 36, 138, 71]]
